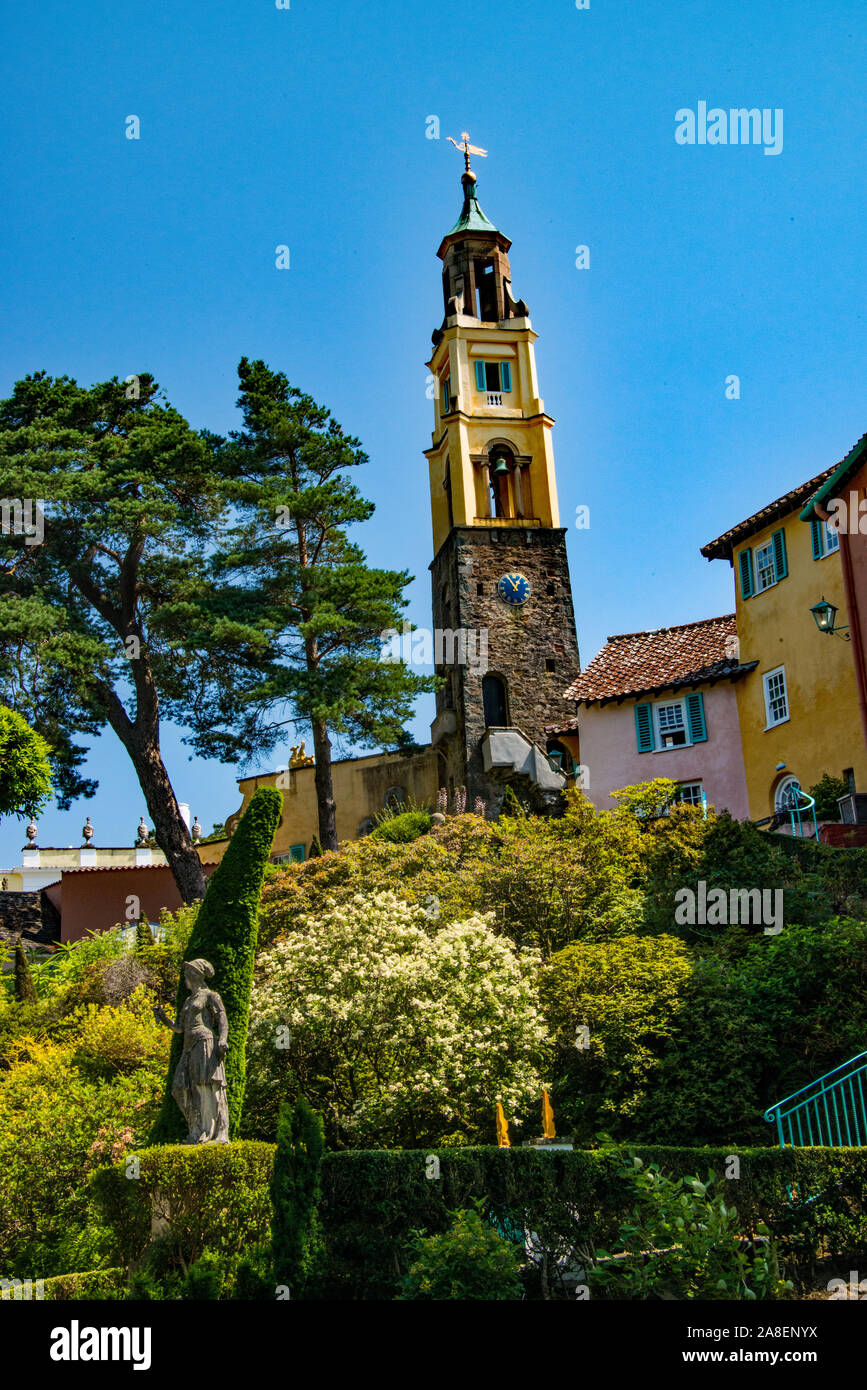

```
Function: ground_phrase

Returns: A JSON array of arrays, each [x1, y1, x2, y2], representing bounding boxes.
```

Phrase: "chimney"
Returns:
[[178, 802, 191, 831]]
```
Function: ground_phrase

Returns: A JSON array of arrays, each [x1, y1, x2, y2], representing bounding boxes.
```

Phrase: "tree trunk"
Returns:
[[106, 713, 207, 903], [311, 717, 337, 852]]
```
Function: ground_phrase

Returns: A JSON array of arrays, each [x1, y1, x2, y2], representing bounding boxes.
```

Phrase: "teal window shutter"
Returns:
[[738, 547, 754, 600], [500, 361, 512, 392], [289, 843, 305, 863], [634, 702, 655, 753], [810, 518, 823, 560], [475, 360, 486, 391], [685, 692, 708, 743], [772, 527, 788, 581]]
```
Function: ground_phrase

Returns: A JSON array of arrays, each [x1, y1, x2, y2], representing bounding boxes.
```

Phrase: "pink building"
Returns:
[[562, 615, 753, 817]]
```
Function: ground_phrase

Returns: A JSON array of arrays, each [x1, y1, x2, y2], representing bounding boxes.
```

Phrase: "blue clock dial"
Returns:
[[497, 572, 531, 606]]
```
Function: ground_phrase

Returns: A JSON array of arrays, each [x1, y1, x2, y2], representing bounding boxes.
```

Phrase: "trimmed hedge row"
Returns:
[[90, 1141, 867, 1298], [42, 1268, 127, 1301]]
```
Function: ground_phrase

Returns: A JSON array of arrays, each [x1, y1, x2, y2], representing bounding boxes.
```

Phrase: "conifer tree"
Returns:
[[270, 1096, 325, 1299], [150, 785, 282, 1142]]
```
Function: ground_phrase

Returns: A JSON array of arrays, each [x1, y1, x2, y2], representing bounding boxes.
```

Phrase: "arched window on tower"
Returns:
[[489, 453, 513, 519], [482, 674, 509, 728]]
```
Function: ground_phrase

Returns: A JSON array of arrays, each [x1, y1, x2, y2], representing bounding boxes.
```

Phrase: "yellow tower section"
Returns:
[[424, 168, 561, 557]]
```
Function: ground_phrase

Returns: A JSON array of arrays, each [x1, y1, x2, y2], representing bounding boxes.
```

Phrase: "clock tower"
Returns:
[[425, 153, 581, 810]]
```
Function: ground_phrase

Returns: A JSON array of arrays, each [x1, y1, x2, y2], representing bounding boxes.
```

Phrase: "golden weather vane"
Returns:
[[447, 130, 488, 174]]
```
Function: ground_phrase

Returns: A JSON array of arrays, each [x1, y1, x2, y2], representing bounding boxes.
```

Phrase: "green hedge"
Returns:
[[41, 1268, 127, 1301], [90, 1141, 867, 1298], [90, 1142, 275, 1270]]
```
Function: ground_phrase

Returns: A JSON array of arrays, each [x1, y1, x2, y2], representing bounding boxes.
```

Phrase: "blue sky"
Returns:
[[2, 0, 865, 860]]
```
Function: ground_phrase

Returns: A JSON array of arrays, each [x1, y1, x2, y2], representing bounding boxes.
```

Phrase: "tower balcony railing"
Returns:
[[486, 392, 503, 407], [471, 516, 541, 528]]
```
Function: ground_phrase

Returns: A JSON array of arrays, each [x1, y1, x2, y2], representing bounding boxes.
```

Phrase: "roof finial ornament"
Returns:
[[447, 130, 488, 181]]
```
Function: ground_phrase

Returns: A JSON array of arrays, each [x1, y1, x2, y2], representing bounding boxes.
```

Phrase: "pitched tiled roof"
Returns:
[[701, 468, 836, 561], [563, 614, 756, 705]]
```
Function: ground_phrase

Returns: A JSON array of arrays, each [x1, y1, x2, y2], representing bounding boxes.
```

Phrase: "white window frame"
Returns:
[[819, 520, 839, 556], [677, 781, 704, 806], [775, 775, 802, 812], [653, 698, 692, 751], [755, 541, 777, 592], [763, 665, 789, 728]]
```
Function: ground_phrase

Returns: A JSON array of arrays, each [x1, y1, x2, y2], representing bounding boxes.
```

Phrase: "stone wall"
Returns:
[[0, 889, 61, 963], [431, 524, 581, 808]]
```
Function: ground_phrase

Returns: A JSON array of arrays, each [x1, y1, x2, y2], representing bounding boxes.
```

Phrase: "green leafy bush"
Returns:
[[808, 773, 849, 823], [370, 809, 431, 843], [246, 891, 548, 1147], [398, 1204, 523, 1300], [589, 1156, 789, 1300], [542, 934, 693, 1142], [41, 1267, 127, 1301]]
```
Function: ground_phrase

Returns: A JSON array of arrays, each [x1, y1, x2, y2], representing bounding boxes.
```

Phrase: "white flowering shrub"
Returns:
[[246, 891, 550, 1147]]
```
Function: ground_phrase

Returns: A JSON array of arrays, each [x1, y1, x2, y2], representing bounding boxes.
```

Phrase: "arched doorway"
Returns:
[[483, 674, 509, 727], [546, 739, 574, 775], [775, 775, 802, 813]]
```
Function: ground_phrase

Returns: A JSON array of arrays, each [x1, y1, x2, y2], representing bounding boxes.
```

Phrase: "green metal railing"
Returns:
[[787, 790, 819, 841], [765, 1051, 867, 1148]]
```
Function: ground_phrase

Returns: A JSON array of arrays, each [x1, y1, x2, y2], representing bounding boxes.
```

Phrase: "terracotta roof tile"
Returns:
[[563, 614, 755, 704]]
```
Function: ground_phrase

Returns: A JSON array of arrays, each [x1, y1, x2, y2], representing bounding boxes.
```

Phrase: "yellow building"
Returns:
[[702, 454, 867, 821], [225, 745, 439, 860]]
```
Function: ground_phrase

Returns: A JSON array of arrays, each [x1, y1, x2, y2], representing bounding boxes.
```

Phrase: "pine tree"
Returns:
[[14, 940, 37, 1003], [150, 786, 282, 1142], [134, 917, 153, 954], [270, 1096, 325, 1299]]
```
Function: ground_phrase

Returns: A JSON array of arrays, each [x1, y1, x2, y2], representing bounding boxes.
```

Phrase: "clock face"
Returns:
[[497, 572, 531, 606]]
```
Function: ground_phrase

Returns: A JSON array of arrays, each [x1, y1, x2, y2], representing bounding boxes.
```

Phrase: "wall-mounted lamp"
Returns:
[[810, 597, 850, 639]]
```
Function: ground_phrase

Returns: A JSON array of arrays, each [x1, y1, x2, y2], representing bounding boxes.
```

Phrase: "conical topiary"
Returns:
[[149, 786, 282, 1142], [270, 1096, 325, 1298], [134, 918, 153, 955]]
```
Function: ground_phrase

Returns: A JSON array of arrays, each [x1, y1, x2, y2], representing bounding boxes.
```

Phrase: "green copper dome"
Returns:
[[445, 174, 500, 237]]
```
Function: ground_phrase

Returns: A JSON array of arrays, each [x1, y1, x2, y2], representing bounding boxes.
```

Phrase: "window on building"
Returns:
[[635, 692, 707, 753], [844, 767, 856, 794], [677, 782, 704, 807], [441, 376, 451, 414], [473, 360, 513, 395], [738, 528, 788, 598], [482, 674, 508, 727], [763, 666, 789, 727], [545, 658, 556, 673], [775, 775, 802, 812], [477, 581, 484, 595], [810, 516, 840, 558], [755, 541, 776, 592], [656, 701, 688, 748]]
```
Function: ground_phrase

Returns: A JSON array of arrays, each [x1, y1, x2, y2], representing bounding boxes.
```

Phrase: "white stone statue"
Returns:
[[154, 959, 230, 1144], [82, 816, 94, 845], [191, 816, 202, 843], [135, 817, 149, 847]]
